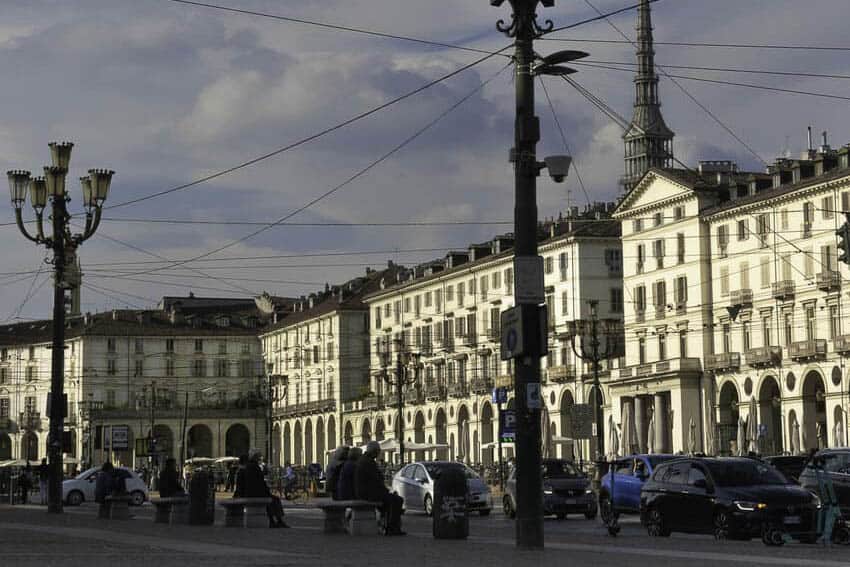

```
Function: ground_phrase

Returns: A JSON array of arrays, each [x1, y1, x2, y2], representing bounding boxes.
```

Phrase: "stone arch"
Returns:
[[187, 424, 214, 458], [21, 432, 38, 461], [293, 421, 303, 465], [757, 375, 782, 455], [559, 390, 575, 443], [283, 422, 292, 465], [435, 408, 448, 460], [588, 384, 605, 458], [225, 423, 250, 458], [480, 402, 494, 464], [152, 424, 174, 462], [316, 417, 326, 466], [0, 433, 13, 460], [272, 424, 282, 468], [361, 418, 372, 444], [375, 418, 385, 442], [457, 405, 471, 464], [414, 411, 426, 461], [802, 370, 827, 451], [343, 421, 354, 447], [327, 415, 336, 449], [718, 380, 740, 456], [304, 419, 314, 464]]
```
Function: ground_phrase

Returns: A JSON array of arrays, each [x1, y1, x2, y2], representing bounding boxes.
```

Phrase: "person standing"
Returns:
[[355, 441, 405, 535], [37, 458, 49, 505]]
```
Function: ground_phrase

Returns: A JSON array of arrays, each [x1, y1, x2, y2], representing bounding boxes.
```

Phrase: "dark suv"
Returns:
[[641, 457, 820, 541], [504, 459, 596, 520]]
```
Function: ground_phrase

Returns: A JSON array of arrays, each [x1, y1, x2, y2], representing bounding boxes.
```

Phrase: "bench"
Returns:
[[100, 494, 132, 520], [219, 497, 271, 528], [151, 495, 190, 524], [316, 499, 382, 535]]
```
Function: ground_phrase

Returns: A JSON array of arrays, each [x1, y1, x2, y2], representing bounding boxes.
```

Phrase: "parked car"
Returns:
[[641, 457, 820, 541], [391, 461, 491, 516], [600, 454, 677, 513], [799, 448, 850, 515], [763, 455, 810, 484], [63, 467, 149, 506], [504, 458, 596, 520]]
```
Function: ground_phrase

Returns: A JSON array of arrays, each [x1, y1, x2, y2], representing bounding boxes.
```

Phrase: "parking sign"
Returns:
[[499, 409, 516, 442]]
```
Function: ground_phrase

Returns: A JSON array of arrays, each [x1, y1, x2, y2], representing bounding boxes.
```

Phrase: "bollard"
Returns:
[[433, 466, 469, 539], [190, 470, 215, 525]]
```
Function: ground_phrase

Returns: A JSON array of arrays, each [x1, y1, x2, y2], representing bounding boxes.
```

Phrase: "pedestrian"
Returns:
[[95, 462, 115, 504], [37, 458, 49, 505], [225, 463, 237, 492], [325, 446, 349, 500], [336, 447, 361, 501], [234, 451, 288, 528], [158, 458, 184, 497], [18, 462, 32, 504], [355, 441, 405, 536]]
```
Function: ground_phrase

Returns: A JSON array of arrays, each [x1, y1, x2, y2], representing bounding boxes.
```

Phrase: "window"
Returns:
[[652, 280, 666, 313], [480, 277, 488, 301], [633, 219, 643, 233], [446, 285, 454, 302], [720, 267, 730, 296], [722, 323, 731, 353], [492, 271, 501, 290], [658, 334, 667, 360], [218, 340, 227, 355], [688, 466, 707, 487], [24, 396, 36, 414], [638, 337, 646, 364], [757, 214, 770, 247], [375, 307, 382, 329], [762, 315, 772, 347], [760, 257, 771, 289], [107, 338, 116, 354], [830, 305, 840, 339], [610, 289, 623, 314], [737, 219, 749, 241], [717, 225, 729, 257], [383, 303, 390, 318], [636, 244, 645, 274], [414, 296, 421, 317], [781, 253, 793, 281], [394, 300, 402, 323], [403, 297, 411, 314], [605, 249, 622, 274], [676, 233, 685, 264], [823, 196, 834, 220], [780, 209, 789, 230], [192, 359, 206, 378], [0, 398, 8, 418], [740, 262, 750, 289], [822, 245, 837, 272], [805, 305, 816, 341], [804, 248, 814, 278], [107, 359, 117, 375], [327, 342, 335, 360], [457, 282, 465, 306], [194, 339, 203, 353], [653, 212, 663, 227], [166, 359, 175, 377], [784, 313, 793, 345], [674, 276, 687, 306], [544, 256, 554, 275], [635, 286, 646, 314], [743, 321, 751, 352], [106, 390, 116, 407], [490, 307, 500, 337], [505, 268, 514, 287], [0, 348, 6, 361], [673, 206, 684, 221], [166, 339, 175, 354], [313, 345, 320, 364], [435, 290, 442, 313], [240, 359, 253, 377], [0, 368, 6, 384], [215, 359, 229, 377], [559, 253, 568, 281], [653, 239, 665, 269], [679, 330, 688, 358], [134, 359, 144, 377], [26, 366, 35, 381], [802, 202, 814, 237], [134, 338, 144, 354], [561, 291, 569, 316]]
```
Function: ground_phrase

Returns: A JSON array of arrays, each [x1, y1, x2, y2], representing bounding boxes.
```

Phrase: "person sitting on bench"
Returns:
[[355, 441, 405, 536]]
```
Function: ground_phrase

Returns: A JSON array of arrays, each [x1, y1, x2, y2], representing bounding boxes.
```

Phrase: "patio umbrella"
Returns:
[[790, 417, 801, 455], [704, 395, 716, 455], [608, 415, 619, 459], [747, 397, 759, 454], [736, 417, 747, 457], [688, 417, 697, 454], [816, 423, 826, 450], [834, 420, 845, 448], [621, 403, 635, 456], [647, 413, 656, 454], [540, 405, 552, 459], [461, 420, 471, 464]]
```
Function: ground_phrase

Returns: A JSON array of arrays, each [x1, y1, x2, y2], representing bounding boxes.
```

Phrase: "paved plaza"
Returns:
[[1, 503, 849, 567]]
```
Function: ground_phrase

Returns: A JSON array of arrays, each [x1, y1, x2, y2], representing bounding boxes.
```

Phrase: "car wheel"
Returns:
[[66, 490, 83, 506], [130, 490, 145, 506], [645, 508, 671, 537], [424, 495, 433, 517], [479, 510, 491, 517], [599, 493, 613, 524], [503, 495, 516, 519], [713, 510, 731, 540]]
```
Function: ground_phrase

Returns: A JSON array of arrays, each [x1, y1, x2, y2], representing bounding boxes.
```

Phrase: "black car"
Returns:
[[641, 457, 820, 541], [763, 455, 809, 484], [504, 459, 597, 520], [799, 449, 850, 516]]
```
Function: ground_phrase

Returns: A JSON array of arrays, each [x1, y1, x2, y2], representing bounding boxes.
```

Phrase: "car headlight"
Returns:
[[543, 485, 553, 495], [734, 501, 767, 512], [585, 489, 593, 494]]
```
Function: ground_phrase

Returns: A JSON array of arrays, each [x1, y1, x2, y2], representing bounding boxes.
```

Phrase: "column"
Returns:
[[654, 394, 667, 454], [634, 396, 646, 453]]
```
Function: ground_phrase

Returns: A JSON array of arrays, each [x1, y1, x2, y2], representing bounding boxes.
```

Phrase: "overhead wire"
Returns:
[[541, 37, 850, 52]]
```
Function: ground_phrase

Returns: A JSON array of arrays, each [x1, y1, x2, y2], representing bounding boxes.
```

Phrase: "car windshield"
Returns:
[[820, 452, 850, 474], [423, 463, 479, 480], [647, 456, 677, 468], [542, 461, 582, 478], [75, 468, 98, 480], [705, 461, 788, 486]]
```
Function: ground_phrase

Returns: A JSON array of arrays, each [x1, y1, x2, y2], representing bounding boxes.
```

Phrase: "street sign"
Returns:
[[494, 374, 513, 389], [500, 307, 523, 360], [111, 425, 130, 451], [526, 383, 541, 409], [491, 387, 508, 405], [513, 256, 544, 305], [571, 403, 594, 439], [499, 409, 516, 442]]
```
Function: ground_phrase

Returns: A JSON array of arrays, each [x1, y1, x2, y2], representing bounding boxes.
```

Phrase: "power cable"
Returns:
[[576, 60, 850, 81], [97, 218, 515, 228], [547, 0, 662, 34], [541, 37, 850, 52]]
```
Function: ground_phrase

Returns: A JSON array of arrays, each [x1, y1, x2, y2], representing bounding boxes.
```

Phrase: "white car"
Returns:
[[63, 467, 149, 506], [392, 461, 492, 516]]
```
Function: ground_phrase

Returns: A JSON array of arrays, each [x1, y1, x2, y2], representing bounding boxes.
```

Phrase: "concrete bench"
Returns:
[[151, 495, 190, 524], [316, 499, 382, 535], [100, 494, 132, 520], [219, 497, 271, 528]]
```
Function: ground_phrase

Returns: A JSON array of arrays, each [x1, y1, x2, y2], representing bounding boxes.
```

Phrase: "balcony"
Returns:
[[730, 289, 753, 307], [486, 328, 500, 342], [704, 352, 741, 372], [463, 333, 477, 347], [0, 417, 12, 431], [654, 306, 666, 320], [772, 280, 795, 300], [547, 365, 575, 384], [361, 394, 383, 410], [448, 382, 469, 398], [19, 411, 41, 431], [635, 311, 646, 324], [426, 384, 447, 400], [835, 335, 850, 356], [419, 344, 433, 356], [801, 223, 812, 239], [404, 388, 424, 404], [789, 339, 827, 361], [636, 364, 653, 377], [619, 358, 701, 380], [470, 377, 493, 394], [817, 270, 841, 292], [746, 346, 782, 368]]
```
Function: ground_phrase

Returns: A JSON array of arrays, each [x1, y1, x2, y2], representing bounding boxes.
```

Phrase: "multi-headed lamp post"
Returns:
[[381, 341, 420, 466], [7, 142, 113, 513]]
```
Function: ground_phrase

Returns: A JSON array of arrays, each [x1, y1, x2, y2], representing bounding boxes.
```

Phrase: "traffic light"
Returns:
[[837, 218, 850, 266]]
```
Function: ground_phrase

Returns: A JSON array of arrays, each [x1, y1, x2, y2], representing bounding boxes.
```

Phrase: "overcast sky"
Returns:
[[2, 0, 850, 321]]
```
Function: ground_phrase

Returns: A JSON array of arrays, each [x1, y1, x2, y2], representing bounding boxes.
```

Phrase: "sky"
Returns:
[[2, 0, 850, 321]]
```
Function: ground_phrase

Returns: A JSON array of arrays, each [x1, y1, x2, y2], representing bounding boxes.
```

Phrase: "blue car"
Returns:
[[600, 454, 677, 513]]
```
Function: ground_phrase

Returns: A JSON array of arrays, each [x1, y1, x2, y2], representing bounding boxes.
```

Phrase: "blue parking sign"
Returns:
[[491, 387, 508, 405]]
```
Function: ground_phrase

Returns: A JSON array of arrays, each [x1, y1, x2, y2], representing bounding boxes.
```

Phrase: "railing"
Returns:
[[817, 271, 841, 292], [547, 365, 575, 384], [789, 339, 827, 361], [618, 367, 634, 379], [470, 377, 493, 394], [18, 411, 41, 430], [361, 394, 383, 410], [636, 364, 653, 377], [675, 302, 687, 315], [425, 384, 447, 400], [487, 328, 500, 342], [772, 280, 795, 300], [835, 335, 850, 355], [463, 333, 477, 347], [404, 388, 424, 404], [272, 399, 336, 418], [448, 382, 468, 398], [419, 344, 433, 356], [654, 306, 666, 320], [745, 346, 782, 367], [730, 289, 753, 306], [704, 352, 741, 372], [635, 311, 646, 323]]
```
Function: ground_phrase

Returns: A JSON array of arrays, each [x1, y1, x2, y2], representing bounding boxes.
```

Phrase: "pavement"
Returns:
[[1, 502, 849, 567]]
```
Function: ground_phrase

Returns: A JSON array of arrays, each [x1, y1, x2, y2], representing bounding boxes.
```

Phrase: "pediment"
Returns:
[[614, 170, 695, 217]]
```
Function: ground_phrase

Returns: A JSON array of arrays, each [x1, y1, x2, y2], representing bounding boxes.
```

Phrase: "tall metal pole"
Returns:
[[47, 195, 67, 513], [590, 301, 603, 457], [267, 372, 273, 466], [396, 351, 405, 465]]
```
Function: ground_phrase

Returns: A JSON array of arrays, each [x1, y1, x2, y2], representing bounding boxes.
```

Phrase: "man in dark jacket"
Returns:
[[336, 447, 361, 500], [234, 452, 288, 528], [355, 441, 404, 535], [158, 458, 184, 497], [325, 446, 349, 500], [94, 462, 115, 503]]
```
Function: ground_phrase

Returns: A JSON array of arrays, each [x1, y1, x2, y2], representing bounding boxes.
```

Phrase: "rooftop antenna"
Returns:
[[807, 126, 813, 152]]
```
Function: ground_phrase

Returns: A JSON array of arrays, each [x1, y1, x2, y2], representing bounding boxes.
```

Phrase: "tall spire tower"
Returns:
[[621, 0, 675, 193]]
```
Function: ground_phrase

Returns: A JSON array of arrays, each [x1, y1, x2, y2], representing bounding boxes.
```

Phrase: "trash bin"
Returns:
[[433, 465, 469, 539], [189, 469, 215, 525]]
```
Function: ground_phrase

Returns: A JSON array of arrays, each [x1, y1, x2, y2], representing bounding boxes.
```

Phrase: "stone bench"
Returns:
[[100, 494, 132, 520], [219, 497, 271, 528], [315, 499, 382, 535], [151, 495, 190, 524]]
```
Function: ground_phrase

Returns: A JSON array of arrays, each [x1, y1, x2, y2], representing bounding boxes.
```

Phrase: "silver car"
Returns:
[[392, 461, 492, 516]]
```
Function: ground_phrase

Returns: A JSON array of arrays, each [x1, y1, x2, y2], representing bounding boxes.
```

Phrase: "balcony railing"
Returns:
[[789, 339, 827, 361], [425, 384, 447, 400], [620, 358, 701, 379], [817, 271, 841, 292], [835, 335, 850, 355], [486, 328, 500, 342], [547, 365, 575, 384], [730, 289, 753, 306], [704, 352, 741, 372], [419, 344, 433, 356], [272, 399, 336, 418], [654, 306, 666, 320], [675, 302, 687, 315], [772, 280, 795, 300], [636, 364, 653, 377], [448, 382, 468, 398], [745, 346, 782, 367], [470, 377, 493, 394], [19, 411, 41, 430], [404, 388, 424, 404], [635, 311, 646, 324], [463, 333, 477, 347]]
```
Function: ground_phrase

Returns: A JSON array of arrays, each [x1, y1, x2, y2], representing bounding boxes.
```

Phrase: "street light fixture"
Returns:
[[381, 341, 420, 465], [7, 142, 113, 514]]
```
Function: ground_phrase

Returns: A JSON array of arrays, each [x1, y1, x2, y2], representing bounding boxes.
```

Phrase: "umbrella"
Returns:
[[704, 395, 716, 455], [790, 416, 801, 455], [608, 415, 619, 459], [541, 405, 552, 459], [737, 417, 747, 457], [460, 420, 471, 464], [688, 417, 697, 454], [816, 423, 826, 450], [621, 403, 635, 456], [834, 420, 845, 448], [647, 413, 656, 454], [747, 397, 759, 454]]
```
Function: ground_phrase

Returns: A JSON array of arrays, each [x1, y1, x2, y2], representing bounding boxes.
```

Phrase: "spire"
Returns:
[[621, 0, 675, 193]]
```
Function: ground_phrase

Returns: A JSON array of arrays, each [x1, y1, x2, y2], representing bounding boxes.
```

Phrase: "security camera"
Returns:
[[544, 155, 572, 183]]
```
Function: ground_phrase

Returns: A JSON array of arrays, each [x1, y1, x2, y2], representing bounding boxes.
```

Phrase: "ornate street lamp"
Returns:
[[7, 142, 113, 513], [381, 340, 420, 465]]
